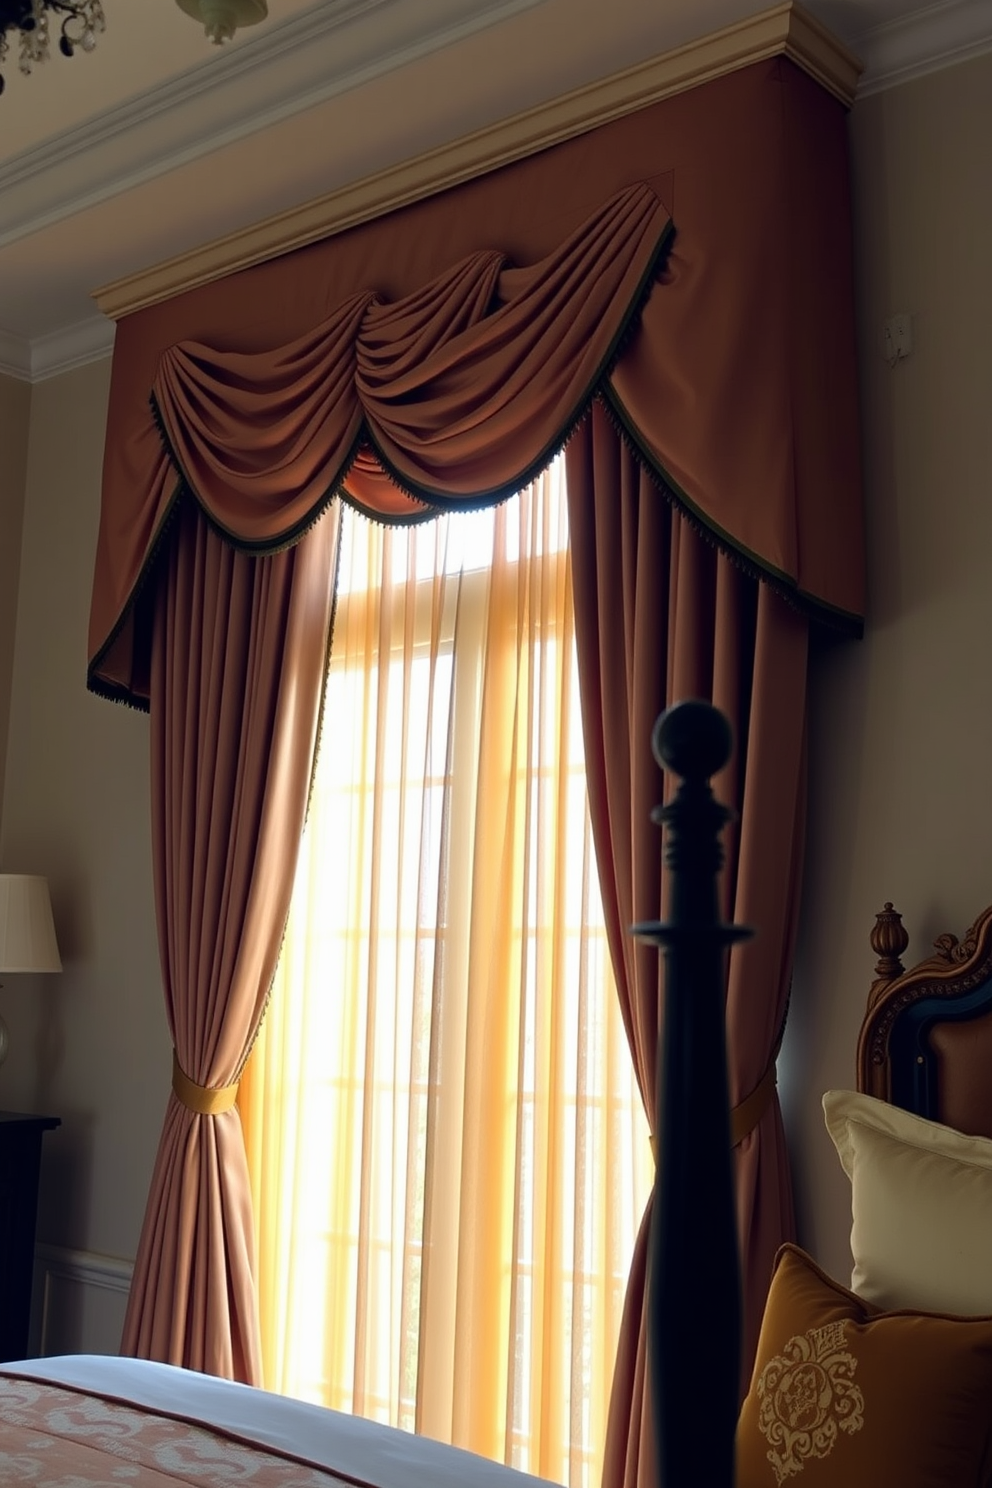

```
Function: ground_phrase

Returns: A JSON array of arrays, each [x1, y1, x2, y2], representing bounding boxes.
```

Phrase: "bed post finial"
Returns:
[[633, 699, 751, 1488], [868, 902, 908, 1008]]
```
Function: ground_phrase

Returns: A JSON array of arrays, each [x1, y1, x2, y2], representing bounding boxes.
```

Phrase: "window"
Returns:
[[240, 456, 651, 1488]]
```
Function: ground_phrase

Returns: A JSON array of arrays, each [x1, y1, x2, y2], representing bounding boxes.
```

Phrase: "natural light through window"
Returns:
[[240, 454, 652, 1488]]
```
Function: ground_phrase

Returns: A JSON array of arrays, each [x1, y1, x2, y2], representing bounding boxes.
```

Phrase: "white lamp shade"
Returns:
[[0, 876, 62, 973]]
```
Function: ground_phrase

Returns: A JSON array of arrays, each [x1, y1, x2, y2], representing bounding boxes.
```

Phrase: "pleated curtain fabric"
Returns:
[[120, 497, 339, 1381], [564, 404, 808, 1488]]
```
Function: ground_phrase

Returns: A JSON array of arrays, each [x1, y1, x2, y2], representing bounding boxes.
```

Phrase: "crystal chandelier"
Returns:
[[0, 1, 105, 94]]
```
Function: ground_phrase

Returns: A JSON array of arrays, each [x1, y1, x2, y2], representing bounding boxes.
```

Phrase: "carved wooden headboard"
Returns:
[[857, 901, 992, 1141]]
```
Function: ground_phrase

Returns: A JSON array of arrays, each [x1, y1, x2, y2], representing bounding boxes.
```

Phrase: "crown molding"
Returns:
[[0, 0, 545, 253], [94, 2, 862, 322], [855, 0, 992, 96], [0, 319, 114, 384], [30, 318, 116, 382], [0, 330, 32, 381]]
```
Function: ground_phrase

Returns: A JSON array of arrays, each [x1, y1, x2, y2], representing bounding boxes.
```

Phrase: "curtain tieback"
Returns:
[[171, 1051, 239, 1115], [729, 1021, 786, 1148], [648, 1015, 787, 1160]]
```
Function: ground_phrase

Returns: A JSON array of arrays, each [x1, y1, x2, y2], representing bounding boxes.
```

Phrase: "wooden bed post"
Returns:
[[632, 701, 750, 1488], [867, 902, 909, 1010]]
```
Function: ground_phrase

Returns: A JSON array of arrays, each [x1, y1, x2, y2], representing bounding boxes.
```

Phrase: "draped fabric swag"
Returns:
[[151, 185, 670, 536], [90, 54, 864, 1488]]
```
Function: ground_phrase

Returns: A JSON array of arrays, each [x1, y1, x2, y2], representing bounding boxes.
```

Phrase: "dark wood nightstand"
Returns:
[[0, 1113, 60, 1361]]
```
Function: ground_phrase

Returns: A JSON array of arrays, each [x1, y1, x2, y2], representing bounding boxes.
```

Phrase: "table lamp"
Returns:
[[0, 875, 62, 1068]]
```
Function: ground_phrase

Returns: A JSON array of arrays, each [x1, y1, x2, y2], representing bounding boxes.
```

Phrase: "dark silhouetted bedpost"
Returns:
[[632, 700, 750, 1488]]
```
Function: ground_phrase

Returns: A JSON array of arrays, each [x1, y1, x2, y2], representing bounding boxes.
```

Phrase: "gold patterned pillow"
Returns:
[[736, 1245, 992, 1487]]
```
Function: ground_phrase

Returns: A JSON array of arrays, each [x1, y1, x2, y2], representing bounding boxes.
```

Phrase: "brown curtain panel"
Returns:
[[565, 403, 808, 1488], [121, 497, 338, 1381]]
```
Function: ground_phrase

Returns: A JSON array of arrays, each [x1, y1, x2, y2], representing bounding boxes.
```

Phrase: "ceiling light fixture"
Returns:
[[0, 0, 104, 95], [175, 0, 267, 45]]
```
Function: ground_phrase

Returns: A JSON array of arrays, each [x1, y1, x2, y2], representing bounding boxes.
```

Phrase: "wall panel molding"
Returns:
[[32, 1244, 133, 1358]]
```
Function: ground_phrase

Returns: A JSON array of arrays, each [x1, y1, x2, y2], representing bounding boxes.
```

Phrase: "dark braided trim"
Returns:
[[86, 476, 187, 714], [597, 384, 864, 640]]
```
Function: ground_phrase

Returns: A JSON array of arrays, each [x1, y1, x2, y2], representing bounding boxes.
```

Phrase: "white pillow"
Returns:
[[822, 1088, 992, 1316]]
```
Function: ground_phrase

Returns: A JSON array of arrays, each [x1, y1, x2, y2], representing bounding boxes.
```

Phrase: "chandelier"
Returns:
[[175, 1, 268, 46], [0, 1, 105, 93], [0, 0, 268, 93]]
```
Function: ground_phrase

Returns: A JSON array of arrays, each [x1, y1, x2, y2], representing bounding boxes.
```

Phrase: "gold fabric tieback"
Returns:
[[648, 1014, 788, 1162], [171, 1051, 239, 1116], [729, 1021, 786, 1148]]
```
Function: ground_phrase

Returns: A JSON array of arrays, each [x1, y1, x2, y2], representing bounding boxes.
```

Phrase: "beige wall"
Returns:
[[0, 372, 31, 842], [783, 48, 992, 1282], [0, 359, 166, 1280]]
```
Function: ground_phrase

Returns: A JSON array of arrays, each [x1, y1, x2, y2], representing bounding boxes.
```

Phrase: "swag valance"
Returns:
[[152, 183, 672, 542], [88, 56, 865, 708]]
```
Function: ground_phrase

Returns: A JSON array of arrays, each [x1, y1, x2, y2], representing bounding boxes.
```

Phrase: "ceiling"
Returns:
[[0, 0, 989, 378]]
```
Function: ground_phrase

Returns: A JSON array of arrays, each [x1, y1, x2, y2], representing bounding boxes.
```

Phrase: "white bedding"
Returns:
[[4, 1355, 553, 1488]]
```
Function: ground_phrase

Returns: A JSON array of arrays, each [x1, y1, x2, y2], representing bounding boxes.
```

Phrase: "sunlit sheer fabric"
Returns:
[[239, 459, 651, 1487]]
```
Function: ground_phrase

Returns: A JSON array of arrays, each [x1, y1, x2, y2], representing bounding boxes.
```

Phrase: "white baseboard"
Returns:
[[31, 1244, 134, 1358]]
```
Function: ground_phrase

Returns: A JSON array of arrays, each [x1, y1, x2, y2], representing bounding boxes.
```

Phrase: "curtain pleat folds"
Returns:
[[565, 404, 807, 1488], [121, 497, 339, 1382], [150, 185, 671, 547]]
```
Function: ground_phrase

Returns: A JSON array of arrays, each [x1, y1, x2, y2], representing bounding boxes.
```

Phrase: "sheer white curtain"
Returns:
[[240, 456, 651, 1487]]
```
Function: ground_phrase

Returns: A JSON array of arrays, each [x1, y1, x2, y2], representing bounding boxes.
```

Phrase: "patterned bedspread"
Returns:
[[0, 1374, 357, 1486]]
